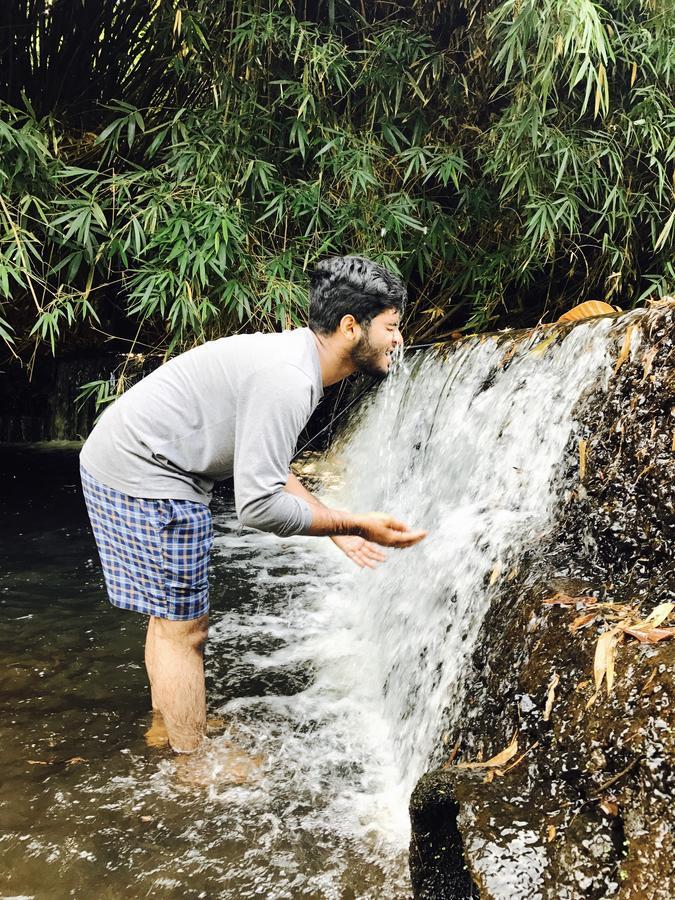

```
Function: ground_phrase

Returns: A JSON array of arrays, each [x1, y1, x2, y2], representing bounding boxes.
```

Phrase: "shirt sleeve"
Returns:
[[233, 363, 315, 537]]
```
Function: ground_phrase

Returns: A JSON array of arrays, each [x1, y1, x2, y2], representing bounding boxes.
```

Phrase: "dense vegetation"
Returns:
[[1, 0, 673, 390]]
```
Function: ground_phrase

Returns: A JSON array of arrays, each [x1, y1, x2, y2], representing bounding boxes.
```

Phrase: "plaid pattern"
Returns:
[[80, 465, 213, 620]]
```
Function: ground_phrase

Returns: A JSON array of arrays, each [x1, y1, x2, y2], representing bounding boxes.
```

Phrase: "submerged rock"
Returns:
[[410, 303, 674, 899]]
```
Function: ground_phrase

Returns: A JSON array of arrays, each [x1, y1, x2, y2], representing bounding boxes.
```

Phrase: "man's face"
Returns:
[[350, 309, 403, 378]]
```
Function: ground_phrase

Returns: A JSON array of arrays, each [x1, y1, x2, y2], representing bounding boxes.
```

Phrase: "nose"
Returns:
[[393, 327, 403, 349]]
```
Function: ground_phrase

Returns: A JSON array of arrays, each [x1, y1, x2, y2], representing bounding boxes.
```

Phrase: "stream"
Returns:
[[1, 308, 660, 899], [0, 445, 410, 898]]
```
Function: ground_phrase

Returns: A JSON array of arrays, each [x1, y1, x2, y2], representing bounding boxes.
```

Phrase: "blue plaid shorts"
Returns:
[[80, 466, 213, 620]]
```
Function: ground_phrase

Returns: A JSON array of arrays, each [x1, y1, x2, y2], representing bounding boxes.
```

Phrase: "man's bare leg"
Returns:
[[144, 617, 172, 747], [148, 613, 209, 753], [145, 616, 159, 709]]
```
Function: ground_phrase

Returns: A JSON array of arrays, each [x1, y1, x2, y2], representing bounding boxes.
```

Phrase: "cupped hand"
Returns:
[[330, 534, 388, 569], [354, 512, 427, 548]]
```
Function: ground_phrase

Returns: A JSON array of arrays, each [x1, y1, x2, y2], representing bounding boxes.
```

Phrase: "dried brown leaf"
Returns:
[[66, 757, 86, 766], [498, 740, 540, 775], [543, 673, 560, 722], [586, 689, 599, 709], [558, 301, 617, 323], [641, 669, 657, 693], [570, 613, 596, 633], [622, 626, 675, 644], [455, 733, 518, 770], [594, 627, 623, 695], [641, 346, 658, 382], [546, 825, 557, 842], [614, 325, 635, 374], [579, 439, 587, 481], [606, 633, 621, 693]]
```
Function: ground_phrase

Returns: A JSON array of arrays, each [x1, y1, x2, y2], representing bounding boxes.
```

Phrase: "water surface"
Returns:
[[0, 445, 410, 899]]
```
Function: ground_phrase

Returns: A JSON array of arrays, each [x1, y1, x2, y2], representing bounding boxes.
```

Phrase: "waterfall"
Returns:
[[323, 311, 642, 796]]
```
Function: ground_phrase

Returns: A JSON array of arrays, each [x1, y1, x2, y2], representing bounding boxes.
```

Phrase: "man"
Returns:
[[80, 255, 426, 754]]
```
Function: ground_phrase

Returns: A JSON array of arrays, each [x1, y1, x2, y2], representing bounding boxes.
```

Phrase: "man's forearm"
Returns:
[[283, 472, 426, 546], [284, 472, 361, 536]]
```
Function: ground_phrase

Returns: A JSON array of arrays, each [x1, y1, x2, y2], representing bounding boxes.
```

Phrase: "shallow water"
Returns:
[[0, 445, 411, 899]]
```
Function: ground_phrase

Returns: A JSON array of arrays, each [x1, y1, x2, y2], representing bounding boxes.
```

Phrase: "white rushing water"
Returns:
[[200, 314, 639, 895], [72, 313, 642, 898], [322, 315, 638, 798]]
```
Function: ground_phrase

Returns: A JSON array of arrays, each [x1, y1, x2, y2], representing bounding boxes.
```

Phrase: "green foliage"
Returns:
[[0, 0, 673, 363]]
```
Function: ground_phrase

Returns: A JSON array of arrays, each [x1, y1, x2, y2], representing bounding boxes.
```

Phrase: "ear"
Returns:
[[338, 314, 360, 341]]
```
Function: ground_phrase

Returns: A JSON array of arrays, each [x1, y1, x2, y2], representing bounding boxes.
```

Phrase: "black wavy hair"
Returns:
[[308, 255, 407, 335]]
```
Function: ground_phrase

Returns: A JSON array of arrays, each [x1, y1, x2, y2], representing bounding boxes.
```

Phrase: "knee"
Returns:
[[153, 614, 209, 652]]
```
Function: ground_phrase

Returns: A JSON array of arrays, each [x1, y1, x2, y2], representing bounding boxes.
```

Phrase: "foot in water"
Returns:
[[144, 711, 228, 749], [173, 740, 265, 788], [144, 711, 264, 786]]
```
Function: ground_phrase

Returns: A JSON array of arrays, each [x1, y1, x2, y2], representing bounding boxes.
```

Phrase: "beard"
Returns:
[[350, 332, 389, 379]]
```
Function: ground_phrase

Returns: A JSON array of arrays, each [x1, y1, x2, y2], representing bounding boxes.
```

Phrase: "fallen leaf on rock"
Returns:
[[622, 626, 675, 643], [66, 757, 86, 766], [594, 626, 623, 694], [455, 733, 518, 769], [579, 602, 674, 701], [558, 301, 618, 323], [641, 670, 657, 693], [614, 324, 636, 374], [543, 673, 560, 722], [579, 439, 587, 481], [546, 825, 557, 842], [497, 740, 540, 775], [628, 602, 674, 630], [570, 613, 596, 633], [641, 346, 658, 382]]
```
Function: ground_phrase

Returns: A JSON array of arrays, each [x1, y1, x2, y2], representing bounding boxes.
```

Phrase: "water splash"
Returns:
[[325, 315, 635, 797]]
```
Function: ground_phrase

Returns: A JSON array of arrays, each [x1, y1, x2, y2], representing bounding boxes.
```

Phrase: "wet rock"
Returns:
[[409, 769, 478, 899], [410, 305, 675, 899]]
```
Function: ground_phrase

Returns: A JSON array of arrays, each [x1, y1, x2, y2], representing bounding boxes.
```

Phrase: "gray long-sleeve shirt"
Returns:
[[80, 328, 323, 536]]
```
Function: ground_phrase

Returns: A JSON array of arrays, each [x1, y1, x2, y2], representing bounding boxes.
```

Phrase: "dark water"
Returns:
[[0, 445, 409, 899]]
